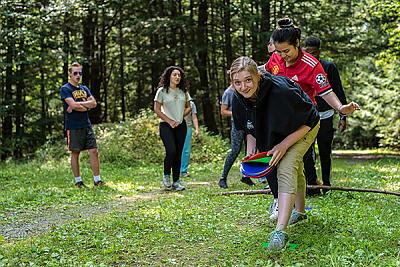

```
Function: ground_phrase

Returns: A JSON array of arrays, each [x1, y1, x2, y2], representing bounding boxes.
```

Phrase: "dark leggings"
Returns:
[[159, 121, 187, 182], [221, 124, 245, 179]]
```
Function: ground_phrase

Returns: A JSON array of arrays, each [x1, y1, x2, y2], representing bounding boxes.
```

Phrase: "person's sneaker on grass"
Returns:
[[163, 175, 172, 189], [218, 178, 228, 189], [94, 180, 105, 186], [269, 198, 279, 221], [288, 209, 307, 225], [180, 172, 190, 178], [75, 181, 86, 188], [240, 176, 255, 186], [172, 180, 186, 191], [267, 230, 288, 250], [258, 176, 267, 184]]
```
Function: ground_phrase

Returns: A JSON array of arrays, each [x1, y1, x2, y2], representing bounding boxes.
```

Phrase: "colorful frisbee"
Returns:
[[240, 152, 274, 179]]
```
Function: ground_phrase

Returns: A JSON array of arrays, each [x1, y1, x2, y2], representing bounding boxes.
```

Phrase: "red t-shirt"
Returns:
[[265, 50, 332, 105]]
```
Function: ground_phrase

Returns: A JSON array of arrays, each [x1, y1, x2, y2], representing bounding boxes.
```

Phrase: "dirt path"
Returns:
[[0, 182, 212, 242], [332, 152, 400, 160]]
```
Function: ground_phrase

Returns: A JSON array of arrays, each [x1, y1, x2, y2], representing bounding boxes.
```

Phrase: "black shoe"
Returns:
[[219, 179, 228, 189], [240, 176, 255, 186], [75, 181, 86, 188], [94, 180, 105, 186]]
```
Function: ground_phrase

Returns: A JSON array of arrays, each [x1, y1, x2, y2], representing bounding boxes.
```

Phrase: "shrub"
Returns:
[[36, 108, 230, 166]]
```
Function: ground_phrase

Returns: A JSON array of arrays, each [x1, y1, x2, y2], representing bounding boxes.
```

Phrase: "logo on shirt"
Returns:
[[291, 75, 299, 81], [272, 65, 279, 75], [72, 90, 88, 101], [315, 73, 328, 88], [246, 120, 254, 130]]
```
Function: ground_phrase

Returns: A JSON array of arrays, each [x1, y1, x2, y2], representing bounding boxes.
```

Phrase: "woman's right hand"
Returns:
[[168, 120, 178, 128]]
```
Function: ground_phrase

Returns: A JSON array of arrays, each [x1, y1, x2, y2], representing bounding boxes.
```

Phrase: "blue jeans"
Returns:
[[180, 127, 192, 174]]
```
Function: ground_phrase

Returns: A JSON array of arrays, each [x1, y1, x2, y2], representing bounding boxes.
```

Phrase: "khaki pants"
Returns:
[[277, 122, 320, 194]]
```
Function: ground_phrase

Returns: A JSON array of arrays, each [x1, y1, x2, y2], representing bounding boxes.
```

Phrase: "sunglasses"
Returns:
[[72, 71, 82, 76]]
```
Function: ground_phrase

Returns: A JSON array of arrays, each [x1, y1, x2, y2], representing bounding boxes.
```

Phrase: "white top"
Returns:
[[154, 87, 187, 124], [319, 109, 334, 120]]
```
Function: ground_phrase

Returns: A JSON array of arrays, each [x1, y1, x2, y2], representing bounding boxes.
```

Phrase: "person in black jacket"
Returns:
[[303, 36, 348, 192], [231, 56, 320, 250], [230, 56, 359, 250]]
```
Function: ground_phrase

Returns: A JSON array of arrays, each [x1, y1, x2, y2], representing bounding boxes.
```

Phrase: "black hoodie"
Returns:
[[232, 72, 319, 152]]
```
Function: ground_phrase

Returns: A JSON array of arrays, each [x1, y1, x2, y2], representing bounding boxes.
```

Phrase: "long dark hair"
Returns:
[[158, 66, 186, 93], [271, 18, 301, 46]]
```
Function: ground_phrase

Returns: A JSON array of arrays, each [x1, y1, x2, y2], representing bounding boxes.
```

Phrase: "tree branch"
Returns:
[[221, 185, 400, 197]]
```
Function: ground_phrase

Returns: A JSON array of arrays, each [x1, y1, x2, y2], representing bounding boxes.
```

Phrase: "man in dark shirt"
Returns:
[[303, 36, 348, 192], [60, 62, 105, 188]]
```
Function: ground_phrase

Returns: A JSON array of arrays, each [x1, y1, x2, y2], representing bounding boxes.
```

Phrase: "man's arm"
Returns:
[[64, 96, 97, 113], [327, 62, 347, 105], [327, 62, 348, 132], [192, 112, 200, 136], [220, 104, 232, 117]]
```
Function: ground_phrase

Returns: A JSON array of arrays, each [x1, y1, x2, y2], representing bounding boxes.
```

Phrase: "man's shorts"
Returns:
[[66, 127, 98, 151]]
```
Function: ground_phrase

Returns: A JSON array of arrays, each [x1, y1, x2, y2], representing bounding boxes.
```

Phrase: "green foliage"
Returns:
[[36, 108, 230, 165], [97, 108, 229, 165]]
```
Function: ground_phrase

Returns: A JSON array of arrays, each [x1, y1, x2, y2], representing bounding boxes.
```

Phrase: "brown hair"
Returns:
[[68, 62, 81, 73], [229, 56, 259, 81]]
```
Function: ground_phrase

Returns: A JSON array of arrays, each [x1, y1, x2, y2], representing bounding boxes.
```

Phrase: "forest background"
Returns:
[[1, 0, 399, 160]]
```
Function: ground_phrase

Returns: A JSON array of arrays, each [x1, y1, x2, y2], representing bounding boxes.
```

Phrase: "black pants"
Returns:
[[316, 116, 334, 186], [159, 121, 187, 182], [304, 116, 335, 187]]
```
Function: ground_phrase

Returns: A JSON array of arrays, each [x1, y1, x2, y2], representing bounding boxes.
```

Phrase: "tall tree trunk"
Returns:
[[196, 0, 218, 133], [100, 6, 108, 122], [150, 1, 163, 92], [83, 8, 101, 124], [62, 12, 70, 84], [119, 15, 126, 121], [2, 16, 14, 160], [178, 0, 185, 67], [260, 0, 271, 62], [241, 0, 246, 55], [251, 0, 259, 61], [223, 0, 232, 67], [15, 50, 25, 159]]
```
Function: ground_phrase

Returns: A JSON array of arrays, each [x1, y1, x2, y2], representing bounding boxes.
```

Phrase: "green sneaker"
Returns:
[[288, 209, 307, 225], [268, 230, 288, 250]]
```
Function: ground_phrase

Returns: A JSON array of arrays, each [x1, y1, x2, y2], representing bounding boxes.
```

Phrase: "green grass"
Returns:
[[0, 155, 399, 266]]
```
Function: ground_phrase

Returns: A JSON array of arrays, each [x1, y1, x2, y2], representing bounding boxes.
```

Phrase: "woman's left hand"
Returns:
[[339, 102, 360, 115], [267, 142, 288, 166]]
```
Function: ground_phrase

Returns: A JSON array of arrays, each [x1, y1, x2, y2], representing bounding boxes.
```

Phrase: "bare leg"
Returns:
[[71, 151, 81, 177], [276, 192, 296, 231], [88, 148, 100, 176]]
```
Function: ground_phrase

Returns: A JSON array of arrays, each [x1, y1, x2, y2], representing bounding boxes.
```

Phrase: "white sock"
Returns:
[[75, 176, 83, 183], [94, 175, 101, 182]]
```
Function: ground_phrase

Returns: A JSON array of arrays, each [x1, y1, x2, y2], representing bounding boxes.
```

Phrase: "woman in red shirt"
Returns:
[[261, 18, 359, 246]]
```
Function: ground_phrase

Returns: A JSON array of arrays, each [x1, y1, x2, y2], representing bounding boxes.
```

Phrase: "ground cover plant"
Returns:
[[1, 153, 399, 266], [1, 114, 399, 266]]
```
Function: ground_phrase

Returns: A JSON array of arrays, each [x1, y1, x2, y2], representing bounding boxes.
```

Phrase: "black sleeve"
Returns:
[[232, 95, 245, 131], [326, 62, 347, 105]]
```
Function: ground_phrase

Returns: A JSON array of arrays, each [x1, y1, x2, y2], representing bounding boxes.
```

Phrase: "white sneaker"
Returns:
[[172, 180, 186, 191], [163, 175, 171, 188], [269, 199, 279, 221]]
